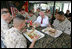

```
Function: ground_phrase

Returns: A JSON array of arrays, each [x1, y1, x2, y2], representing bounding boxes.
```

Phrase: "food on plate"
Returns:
[[26, 31, 40, 39], [30, 35, 34, 39], [48, 28, 56, 33], [43, 27, 56, 34]]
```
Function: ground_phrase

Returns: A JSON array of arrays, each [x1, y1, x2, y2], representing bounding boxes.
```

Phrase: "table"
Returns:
[[8, 20, 71, 48], [25, 27, 71, 48]]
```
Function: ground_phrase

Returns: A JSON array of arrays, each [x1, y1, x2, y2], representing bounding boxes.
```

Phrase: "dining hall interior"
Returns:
[[1, 1, 71, 48]]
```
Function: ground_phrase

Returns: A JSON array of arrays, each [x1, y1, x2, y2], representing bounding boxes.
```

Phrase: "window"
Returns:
[[63, 2, 71, 13]]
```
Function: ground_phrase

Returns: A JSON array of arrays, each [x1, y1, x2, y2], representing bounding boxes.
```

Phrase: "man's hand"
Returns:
[[48, 24, 51, 27], [29, 35, 39, 48], [22, 29, 27, 33], [32, 35, 39, 42]]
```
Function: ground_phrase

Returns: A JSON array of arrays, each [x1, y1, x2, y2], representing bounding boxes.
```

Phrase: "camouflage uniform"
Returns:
[[1, 18, 9, 41], [4, 27, 27, 48], [52, 18, 71, 35]]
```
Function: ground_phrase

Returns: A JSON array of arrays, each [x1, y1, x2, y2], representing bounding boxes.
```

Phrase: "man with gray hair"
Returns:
[[33, 11, 51, 27]]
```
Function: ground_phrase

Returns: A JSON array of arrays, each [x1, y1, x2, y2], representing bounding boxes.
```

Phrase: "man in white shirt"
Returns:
[[33, 11, 50, 27]]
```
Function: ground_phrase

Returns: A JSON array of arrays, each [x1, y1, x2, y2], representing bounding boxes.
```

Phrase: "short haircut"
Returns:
[[13, 15, 25, 27], [57, 11, 64, 15], [16, 14, 25, 20]]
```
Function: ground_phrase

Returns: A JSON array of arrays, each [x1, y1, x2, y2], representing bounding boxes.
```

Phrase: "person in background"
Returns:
[[28, 11, 37, 23], [48, 10, 52, 19], [45, 9, 52, 20], [45, 9, 48, 13], [54, 9, 58, 18], [64, 10, 71, 21], [33, 11, 51, 27], [4, 15, 39, 48], [55, 9, 58, 15], [35, 8, 40, 17], [50, 9, 58, 25], [52, 11, 71, 35], [20, 8, 30, 19], [20, 5, 30, 19], [45, 9, 48, 17]]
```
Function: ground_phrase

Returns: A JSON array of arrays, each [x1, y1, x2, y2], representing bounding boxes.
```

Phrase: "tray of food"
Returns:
[[42, 27, 63, 38], [23, 29, 45, 42]]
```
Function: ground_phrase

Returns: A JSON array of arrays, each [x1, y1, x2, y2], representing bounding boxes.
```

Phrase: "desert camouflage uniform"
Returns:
[[52, 18, 71, 35], [4, 27, 27, 48]]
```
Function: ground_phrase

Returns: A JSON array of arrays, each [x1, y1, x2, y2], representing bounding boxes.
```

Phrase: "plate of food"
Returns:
[[42, 27, 63, 38], [23, 29, 45, 42]]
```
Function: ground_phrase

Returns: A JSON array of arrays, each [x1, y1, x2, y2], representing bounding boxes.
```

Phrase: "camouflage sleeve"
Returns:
[[64, 21, 71, 35]]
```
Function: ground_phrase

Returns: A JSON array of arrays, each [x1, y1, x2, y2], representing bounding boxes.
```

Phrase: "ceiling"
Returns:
[[27, 1, 71, 3]]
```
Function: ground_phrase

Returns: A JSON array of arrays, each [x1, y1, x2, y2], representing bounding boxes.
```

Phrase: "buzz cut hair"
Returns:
[[13, 15, 25, 27], [57, 11, 64, 16]]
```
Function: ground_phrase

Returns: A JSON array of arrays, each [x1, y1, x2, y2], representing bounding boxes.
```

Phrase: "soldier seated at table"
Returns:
[[4, 15, 39, 48], [52, 11, 71, 35], [33, 11, 51, 28]]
